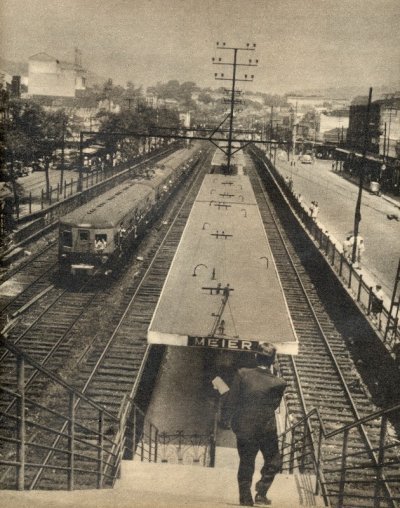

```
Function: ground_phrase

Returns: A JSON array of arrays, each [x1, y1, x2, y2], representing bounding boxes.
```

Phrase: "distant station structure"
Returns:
[[148, 164, 299, 354]]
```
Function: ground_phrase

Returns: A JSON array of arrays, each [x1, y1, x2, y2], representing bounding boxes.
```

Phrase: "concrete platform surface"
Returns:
[[148, 175, 298, 355], [211, 149, 245, 172], [0, 459, 324, 508]]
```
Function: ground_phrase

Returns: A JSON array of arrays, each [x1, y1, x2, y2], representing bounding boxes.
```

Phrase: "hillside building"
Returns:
[[28, 50, 86, 98]]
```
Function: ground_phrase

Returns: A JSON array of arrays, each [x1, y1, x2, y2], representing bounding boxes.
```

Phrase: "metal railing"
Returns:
[[156, 430, 215, 467], [251, 146, 400, 353], [0, 332, 161, 490], [0, 330, 215, 490], [279, 403, 400, 507]]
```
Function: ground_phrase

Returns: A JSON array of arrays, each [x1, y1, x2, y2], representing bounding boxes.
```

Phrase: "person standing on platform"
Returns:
[[224, 343, 287, 506]]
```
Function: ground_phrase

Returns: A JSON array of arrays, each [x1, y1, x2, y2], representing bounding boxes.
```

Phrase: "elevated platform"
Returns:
[[0, 460, 325, 507], [148, 174, 298, 355]]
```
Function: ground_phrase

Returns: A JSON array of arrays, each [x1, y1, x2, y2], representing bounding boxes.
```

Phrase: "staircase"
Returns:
[[1, 447, 326, 508]]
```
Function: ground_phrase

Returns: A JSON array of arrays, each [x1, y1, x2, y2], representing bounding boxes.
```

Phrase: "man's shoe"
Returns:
[[255, 493, 271, 505], [240, 500, 254, 506]]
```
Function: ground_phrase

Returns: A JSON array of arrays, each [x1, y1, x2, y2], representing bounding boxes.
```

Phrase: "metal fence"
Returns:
[[0, 330, 215, 491], [278, 403, 400, 507], [251, 146, 399, 354]]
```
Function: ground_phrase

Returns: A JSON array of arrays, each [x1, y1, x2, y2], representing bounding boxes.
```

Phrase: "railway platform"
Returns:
[[148, 173, 298, 354]]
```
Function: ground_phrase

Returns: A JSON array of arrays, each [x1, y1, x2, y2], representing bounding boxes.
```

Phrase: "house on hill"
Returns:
[[28, 50, 86, 98]]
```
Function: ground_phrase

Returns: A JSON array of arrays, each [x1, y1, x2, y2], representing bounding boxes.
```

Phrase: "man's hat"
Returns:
[[256, 342, 276, 358]]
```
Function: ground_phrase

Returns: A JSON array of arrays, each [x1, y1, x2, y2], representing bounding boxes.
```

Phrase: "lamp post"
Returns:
[[351, 87, 372, 264]]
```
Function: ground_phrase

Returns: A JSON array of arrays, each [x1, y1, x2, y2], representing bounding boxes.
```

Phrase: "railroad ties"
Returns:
[[248, 150, 400, 506], [0, 146, 210, 490]]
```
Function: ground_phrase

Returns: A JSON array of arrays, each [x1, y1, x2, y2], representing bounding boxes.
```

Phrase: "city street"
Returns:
[[18, 168, 77, 197], [272, 153, 400, 297]]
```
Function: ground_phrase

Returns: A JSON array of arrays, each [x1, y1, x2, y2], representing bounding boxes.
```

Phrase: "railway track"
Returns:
[[0, 144, 192, 312], [0, 145, 212, 490], [248, 150, 400, 507], [0, 242, 59, 327]]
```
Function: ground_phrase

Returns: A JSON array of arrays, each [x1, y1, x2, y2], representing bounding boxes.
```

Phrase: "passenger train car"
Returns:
[[58, 155, 199, 276]]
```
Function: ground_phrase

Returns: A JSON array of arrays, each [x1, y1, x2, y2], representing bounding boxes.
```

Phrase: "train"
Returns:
[[58, 152, 201, 276]]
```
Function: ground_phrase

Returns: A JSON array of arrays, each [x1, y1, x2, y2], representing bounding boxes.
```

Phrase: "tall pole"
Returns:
[[292, 102, 298, 162], [78, 131, 84, 193], [213, 42, 257, 174], [386, 104, 393, 158], [226, 48, 238, 174], [351, 87, 372, 264], [383, 122, 387, 160], [60, 118, 66, 189], [269, 105, 274, 158]]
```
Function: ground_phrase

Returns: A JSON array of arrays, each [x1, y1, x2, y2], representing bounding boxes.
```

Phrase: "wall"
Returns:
[[379, 106, 400, 158], [319, 114, 349, 134], [29, 58, 80, 97]]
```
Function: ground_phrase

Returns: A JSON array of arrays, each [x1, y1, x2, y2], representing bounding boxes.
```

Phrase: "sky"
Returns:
[[1, 0, 400, 94]]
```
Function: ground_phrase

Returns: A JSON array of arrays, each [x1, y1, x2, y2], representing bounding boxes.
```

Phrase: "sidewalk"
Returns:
[[266, 153, 396, 338]]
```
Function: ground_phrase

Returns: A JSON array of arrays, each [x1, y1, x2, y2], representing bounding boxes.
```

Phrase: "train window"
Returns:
[[62, 230, 72, 247], [79, 230, 90, 241]]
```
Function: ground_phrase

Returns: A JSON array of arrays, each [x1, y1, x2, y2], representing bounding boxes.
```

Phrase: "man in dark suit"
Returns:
[[224, 342, 287, 506]]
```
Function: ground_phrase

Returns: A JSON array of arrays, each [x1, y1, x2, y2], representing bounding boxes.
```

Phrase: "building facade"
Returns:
[[28, 51, 86, 98], [347, 98, 400, 158]]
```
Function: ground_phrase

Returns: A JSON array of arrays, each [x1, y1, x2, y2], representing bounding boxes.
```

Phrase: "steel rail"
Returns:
[[28, 147, 211, 489], [249, 149, 395, 505], [0, 241, 57, 287]]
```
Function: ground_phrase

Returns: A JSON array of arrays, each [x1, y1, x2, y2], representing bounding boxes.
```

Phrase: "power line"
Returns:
[[212, 42, 258, 174]]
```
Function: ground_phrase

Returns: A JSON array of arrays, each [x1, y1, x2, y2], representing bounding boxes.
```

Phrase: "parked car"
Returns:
[[32, 159, 46, 171], [300, 154, 313, 164]]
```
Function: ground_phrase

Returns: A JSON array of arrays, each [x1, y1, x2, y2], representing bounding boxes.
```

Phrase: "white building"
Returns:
[[28, 50, 86, 98], [319, 112, 349, 136]]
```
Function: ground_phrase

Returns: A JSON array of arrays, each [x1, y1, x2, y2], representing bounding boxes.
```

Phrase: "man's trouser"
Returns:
[[236, 432, 281, 501]]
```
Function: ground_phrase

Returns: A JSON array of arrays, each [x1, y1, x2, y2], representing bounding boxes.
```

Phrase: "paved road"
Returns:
[[18, 169, 77, 197], [271, 152, 400, 297]]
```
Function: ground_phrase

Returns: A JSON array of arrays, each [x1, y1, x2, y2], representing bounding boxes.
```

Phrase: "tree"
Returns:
[[197, 91, 213, 105], [1, 100, 73, 199]]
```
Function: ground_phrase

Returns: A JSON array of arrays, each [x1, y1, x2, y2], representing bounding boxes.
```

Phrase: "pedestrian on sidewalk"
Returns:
[[342, 235, 353, 262], [354, 236, 365, 268], [224, 343, 287, 507], [309, 201, 315, 217], [312, 201, 319, 221]]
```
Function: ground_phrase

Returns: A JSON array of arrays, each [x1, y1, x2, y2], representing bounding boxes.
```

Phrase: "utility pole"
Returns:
[[78, 131, 84, 193], [213, 42, 258, 174], [60, 117, 66, 189], [383, 122, 387, 160], [351, 87, 372, 264], [269, 106, 274, 158], [292, 102, 298, 164], [386, 99, 394, 158]]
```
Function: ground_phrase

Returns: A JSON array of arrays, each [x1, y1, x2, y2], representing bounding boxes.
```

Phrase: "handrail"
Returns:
[[0, 329, 162, 490], [279, 402, 400, 441], [0, 334, 118, 422], [278, 402, 400, 508], [324, 401, 400, 439]]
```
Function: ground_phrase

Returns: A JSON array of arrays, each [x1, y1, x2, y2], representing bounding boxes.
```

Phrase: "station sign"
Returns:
[[188, 336, 260, 351]]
